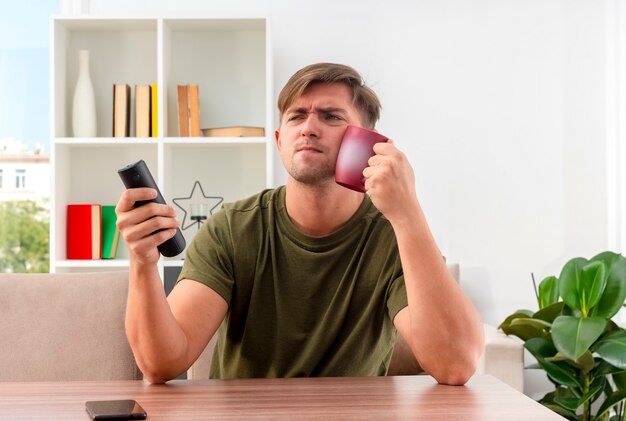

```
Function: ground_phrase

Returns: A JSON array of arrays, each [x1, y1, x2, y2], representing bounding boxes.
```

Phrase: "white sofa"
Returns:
[[0, 267, 523, 389]]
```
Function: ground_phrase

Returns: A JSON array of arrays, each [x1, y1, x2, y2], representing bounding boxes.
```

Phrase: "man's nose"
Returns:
[[300, 113, 320, 137]]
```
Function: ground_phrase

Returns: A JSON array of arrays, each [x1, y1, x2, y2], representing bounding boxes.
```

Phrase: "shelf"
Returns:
[[163, 19, 266, 137], [53, 18, 158, 139], [162, 137, 267, 145], [50, 16, 272, 277], [55, 137, 266, 145], [55, 259, 185, 268], [55, 138, 158, 145], [55, 259, 131, 268]]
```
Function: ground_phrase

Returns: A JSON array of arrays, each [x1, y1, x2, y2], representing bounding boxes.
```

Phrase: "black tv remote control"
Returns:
[[117, 160, 186, 257]]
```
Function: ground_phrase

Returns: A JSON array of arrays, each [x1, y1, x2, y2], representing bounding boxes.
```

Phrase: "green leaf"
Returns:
[[538, 276, 559, 309], [596, 389, 626, 420], [502, 318, 551, 341], [539, 390, 580, 421], [542, 404, 578, 421], [589, 376, 608, 404], [605, 319, 623, 334], [554, 379, 605, 412], [547, 351, 595, 373], [552, 387, 580, 411], [524, 337, 581, 389], [590, 252, 626, 319], [551, 315, 606, 360], [592, 360, 625, 380], [576, 351, 595, 373], [613, 371, 626, 391], [559, 257, 588, 312], [593, 330, 626, 369], [581, 261, 607, 311], [559, 258, 608, 315], [498, 310, 533, 331], [534, 302, 565, 323]]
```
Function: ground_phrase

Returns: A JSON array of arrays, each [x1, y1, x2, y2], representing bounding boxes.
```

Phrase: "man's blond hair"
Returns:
[[277, 63, 381, 129]]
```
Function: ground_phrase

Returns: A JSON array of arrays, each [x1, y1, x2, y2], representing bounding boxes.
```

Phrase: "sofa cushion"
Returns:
[[0, 271, 141, 381]]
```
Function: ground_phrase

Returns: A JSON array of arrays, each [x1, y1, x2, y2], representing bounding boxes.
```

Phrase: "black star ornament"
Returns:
[[172, 181, 224, 231]]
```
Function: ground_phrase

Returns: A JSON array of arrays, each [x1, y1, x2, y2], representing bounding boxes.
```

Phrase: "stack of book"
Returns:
[[112, 84, 158, 138], [67, 204, 121, 260]]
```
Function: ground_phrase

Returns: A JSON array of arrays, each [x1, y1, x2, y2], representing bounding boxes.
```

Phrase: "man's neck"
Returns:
[[284, 178, 365, 237]]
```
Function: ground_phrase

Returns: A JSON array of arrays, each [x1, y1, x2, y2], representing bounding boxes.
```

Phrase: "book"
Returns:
[[201, 126, 265, 137], [101, 205, 120, 259], [151, 83, 158, 137], [67, 204, 102, 260], [188, 84, 200, 137], [135, 85, 151, 137], [112, 84, 131, 137], [177, 85, 190, 137], [177, 84, 201, 137]]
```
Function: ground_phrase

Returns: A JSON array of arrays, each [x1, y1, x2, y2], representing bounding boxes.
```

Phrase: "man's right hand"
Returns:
[[115, 187, 180, 266]]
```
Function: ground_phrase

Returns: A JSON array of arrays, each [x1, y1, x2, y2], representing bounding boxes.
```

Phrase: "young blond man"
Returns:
[[116, 63, 483, 384]]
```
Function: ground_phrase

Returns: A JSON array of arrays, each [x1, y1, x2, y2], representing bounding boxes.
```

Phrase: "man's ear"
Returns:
[[274, 129, 281, 151]]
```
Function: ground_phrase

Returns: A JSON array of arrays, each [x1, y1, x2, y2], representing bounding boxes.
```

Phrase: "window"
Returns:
[[15, 169, 25, 189], [1, 1, 57, 154]]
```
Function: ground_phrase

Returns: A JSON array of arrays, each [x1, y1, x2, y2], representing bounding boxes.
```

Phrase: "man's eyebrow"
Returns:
[[285, 106, 348, 115], [317, 107, 348, 115], [286, 107, 308, 115]]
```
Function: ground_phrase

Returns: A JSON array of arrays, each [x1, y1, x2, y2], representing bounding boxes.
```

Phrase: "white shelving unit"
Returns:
[[50, 16, 273, 276]]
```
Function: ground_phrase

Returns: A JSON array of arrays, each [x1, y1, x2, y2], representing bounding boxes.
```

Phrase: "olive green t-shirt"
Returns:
[[178, 186, 408, 379]]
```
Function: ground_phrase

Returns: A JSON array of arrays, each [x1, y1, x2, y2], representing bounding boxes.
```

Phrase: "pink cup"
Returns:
[[335, 125, 388, 192]]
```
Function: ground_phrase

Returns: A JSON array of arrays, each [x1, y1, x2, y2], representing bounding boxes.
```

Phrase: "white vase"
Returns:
[[72, 50, 97, 137]]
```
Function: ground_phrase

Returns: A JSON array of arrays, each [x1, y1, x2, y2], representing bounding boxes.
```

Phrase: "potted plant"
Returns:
[[499, 251, 626, 420]]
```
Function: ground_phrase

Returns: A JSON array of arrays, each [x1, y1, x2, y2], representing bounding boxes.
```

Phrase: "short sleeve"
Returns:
[[177, 208, 235, 304], [386, 273, 408, 322]]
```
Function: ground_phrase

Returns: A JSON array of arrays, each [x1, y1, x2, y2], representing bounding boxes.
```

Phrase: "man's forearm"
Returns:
[[125, 262, 189, 383], [391, 207, 484, 385]]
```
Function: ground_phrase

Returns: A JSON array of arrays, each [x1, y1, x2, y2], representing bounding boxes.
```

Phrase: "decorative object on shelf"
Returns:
[[499, 251, 626, 421], [72, 49, 97, 137], [172, 181, 223, 231], [190, 203, 208, 231]]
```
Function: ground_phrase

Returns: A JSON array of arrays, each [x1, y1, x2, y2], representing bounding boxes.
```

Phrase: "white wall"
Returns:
[[72, 4, 626, 398], [81, 0, 616, 321], [81, 0, 620, 395]]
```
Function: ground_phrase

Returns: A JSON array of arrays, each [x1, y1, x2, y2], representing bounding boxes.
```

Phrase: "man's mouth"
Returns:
[[295, 142, 323, 153]]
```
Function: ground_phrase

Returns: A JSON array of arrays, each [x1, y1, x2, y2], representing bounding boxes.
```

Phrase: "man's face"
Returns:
[[275, 83, 364, 186]]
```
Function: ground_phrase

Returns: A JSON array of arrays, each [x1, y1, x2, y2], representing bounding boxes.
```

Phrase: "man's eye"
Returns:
[[325, 114, 341, 120], [288, 115, 304, 121]]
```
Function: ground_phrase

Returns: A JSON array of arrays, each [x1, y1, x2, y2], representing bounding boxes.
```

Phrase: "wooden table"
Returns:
[[0, 375, 563, 420]]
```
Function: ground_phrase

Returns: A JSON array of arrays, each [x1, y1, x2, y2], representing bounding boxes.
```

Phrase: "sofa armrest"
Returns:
[[477, 323, 524, 392]]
